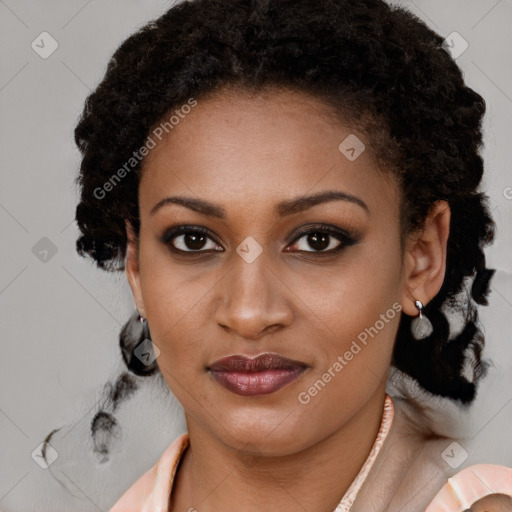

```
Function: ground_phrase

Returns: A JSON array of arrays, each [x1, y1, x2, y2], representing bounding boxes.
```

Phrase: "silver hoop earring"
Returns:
[[411, 299, 433, 340]]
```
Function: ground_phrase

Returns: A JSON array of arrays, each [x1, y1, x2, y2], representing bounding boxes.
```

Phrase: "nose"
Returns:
[[214, 254, 294, 341]]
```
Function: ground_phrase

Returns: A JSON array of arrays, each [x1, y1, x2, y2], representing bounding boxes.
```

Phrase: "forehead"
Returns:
[[139, 88, 399, 220]]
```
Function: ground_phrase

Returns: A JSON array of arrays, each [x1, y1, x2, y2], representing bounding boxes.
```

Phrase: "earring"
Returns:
[[134, 312, 160, 365], [138, 313, 150, 339], [410, 299, 433, 340], [119, 310, 159, 376]]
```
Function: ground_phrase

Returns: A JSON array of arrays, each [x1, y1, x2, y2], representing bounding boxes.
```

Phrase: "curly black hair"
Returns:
[[74, 0, 496, 414]]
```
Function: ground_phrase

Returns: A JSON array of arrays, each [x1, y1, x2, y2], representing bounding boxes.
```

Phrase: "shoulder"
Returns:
[[354, 397, 512, 511], [109, 433, 189, 512], [394, 397, 512, 511], [393, 397, 512, 510]]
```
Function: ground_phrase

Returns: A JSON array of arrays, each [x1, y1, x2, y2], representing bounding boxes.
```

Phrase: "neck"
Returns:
[[171, 388, 389, 512]]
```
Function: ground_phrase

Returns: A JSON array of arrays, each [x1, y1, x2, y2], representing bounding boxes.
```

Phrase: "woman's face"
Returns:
[[126, 87, 447, 455]]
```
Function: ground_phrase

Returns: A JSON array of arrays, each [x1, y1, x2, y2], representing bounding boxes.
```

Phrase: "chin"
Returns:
[[215, 410, 314, 456]]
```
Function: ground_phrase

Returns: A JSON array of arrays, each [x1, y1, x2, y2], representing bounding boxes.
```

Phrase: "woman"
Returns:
[[71, 0, 512, 510]]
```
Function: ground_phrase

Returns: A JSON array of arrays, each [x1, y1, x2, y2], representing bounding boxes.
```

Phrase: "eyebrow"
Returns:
[[149, 190, 370, 218]]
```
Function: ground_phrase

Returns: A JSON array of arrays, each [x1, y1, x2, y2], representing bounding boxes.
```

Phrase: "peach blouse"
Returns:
[[109, 395, 512, 512]]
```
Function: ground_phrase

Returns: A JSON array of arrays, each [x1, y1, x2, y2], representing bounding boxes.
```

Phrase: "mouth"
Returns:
[[207, 353, 309, 396]]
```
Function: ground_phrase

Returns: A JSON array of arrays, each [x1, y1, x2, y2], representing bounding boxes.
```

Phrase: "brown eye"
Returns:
[[174, 232, 212, 251], [292, 231, 340, 252], [286, 225, 359, 254], [160, 226, 223, 253]]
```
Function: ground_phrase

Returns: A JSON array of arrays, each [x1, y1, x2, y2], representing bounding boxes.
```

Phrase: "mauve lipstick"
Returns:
[[207, 353, 308, 396]]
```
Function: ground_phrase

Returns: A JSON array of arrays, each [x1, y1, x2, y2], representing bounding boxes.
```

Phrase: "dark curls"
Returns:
[[73, 0, 496, 405]]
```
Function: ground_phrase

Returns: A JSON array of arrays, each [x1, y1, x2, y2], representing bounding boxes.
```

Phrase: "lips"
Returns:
[[207, 353, 308, 396]]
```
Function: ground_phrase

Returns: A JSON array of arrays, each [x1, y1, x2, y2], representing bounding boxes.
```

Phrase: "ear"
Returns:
[[125, 219, 146, 317], [400, 200, 451, 316]]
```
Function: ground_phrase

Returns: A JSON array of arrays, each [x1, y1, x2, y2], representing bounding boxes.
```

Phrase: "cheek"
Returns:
[[293, 239, 403, 406], [138, 254, 212, 364], [294, 297, 400, 435], [296, 231, 403, 339]]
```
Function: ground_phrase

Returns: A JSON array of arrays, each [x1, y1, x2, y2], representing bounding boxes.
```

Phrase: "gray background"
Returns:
[[0, 0, 511, 510]]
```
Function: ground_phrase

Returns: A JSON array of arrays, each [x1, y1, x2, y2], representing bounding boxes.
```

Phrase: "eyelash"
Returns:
[[159, 224, 360, 257]]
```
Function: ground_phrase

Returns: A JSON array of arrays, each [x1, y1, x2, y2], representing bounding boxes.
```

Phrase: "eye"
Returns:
[[160, 224, 360, 256], [286, 224, 359, 254], [160, 226, 223, 253]]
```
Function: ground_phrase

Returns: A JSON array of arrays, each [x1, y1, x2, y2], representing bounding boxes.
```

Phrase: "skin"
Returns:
[[125, 87, 451, 512], [470, 494, 512, 512]]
